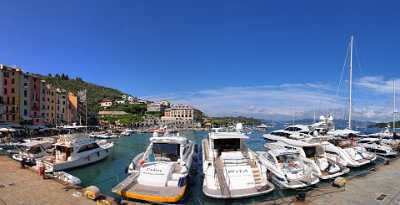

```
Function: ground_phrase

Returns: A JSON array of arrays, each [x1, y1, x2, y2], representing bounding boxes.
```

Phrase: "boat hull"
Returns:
[[47, 147, 112, 171], [271, 175, 319, 189], [202, 182, 275, 199], [117, 184, 187, 203]]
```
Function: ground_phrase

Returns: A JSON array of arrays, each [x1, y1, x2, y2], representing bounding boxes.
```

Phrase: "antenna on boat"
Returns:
[[348, 35, 354, 130]]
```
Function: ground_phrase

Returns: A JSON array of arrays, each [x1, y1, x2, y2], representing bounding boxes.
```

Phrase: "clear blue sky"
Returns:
[[1, 0, 400, 120]]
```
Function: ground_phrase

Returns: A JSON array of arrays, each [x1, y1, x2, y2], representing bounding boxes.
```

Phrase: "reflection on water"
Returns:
[[69, 130, 382, 205]]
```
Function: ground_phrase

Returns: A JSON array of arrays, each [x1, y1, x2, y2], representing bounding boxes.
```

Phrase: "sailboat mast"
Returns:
[[394, 80, 396, 132], [348, 36, 354, 129]]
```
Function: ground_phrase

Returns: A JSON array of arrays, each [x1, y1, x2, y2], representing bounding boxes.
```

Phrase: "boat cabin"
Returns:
[[148, 136, 190, 163], [54, 135, 99, 161], [208, 132, 249, 158]]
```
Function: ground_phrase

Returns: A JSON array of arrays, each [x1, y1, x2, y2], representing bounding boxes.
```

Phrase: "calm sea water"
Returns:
[[69, 130, 382, 205]]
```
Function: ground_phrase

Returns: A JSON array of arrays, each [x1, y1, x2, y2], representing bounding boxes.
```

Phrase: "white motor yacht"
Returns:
[[264, 134, 349, 179], [358, 138, 398, 157], [325, 130, 377, 167], [113, 132, 195, 203], [258, 142, 320, 189], [12, 141, 49, 165], [121, 129, 135, 136], [39, 134, 113, 171], [202, 124, 274, 199]]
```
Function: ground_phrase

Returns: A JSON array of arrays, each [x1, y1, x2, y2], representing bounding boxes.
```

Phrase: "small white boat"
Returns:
[[202, 124, 274, 199], [258, 142, 320, 189], [121, 129, 135, 136], [39, 134, 113, 172], [264, 134, 350, 179], [113, 132, 195, 203], [53, 171, 81, 186], [96, 133, 119, 139], [358, 138, 398, 157], [11, 141, 49, 165]]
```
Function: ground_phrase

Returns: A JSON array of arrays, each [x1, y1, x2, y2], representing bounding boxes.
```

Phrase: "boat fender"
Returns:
[[139, 159, 145, 167]]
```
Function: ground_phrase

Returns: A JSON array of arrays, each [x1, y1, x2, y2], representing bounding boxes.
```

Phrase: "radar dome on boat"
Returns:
[[235, 123, 243, 131]]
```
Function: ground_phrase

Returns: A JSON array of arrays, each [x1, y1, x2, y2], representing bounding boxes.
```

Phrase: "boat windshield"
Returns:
[[27, 146, 43, 154], [303, 146, 324, 158], [277, 153, 299, 164], [214, 138, 241, 154], [152, 143, 180, 162]]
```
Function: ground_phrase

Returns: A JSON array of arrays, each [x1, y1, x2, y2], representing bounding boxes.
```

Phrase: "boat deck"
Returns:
[[112, 173, 186, 203], [203, 182, 275, 199]]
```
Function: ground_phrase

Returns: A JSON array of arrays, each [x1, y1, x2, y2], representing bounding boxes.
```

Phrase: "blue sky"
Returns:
[[1, 0, 400, 121]]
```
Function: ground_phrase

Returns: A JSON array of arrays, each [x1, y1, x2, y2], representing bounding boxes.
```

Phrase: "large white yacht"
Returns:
[[113, 132, 195, 203], [309, 116, 377, 167], [324, 130, 377, 167], [202, 124, 274, 199], [258, 142, 320, 189], [264, 134, 349, 179], [39, 134, 113, 171], [358, 138, 398, 157]]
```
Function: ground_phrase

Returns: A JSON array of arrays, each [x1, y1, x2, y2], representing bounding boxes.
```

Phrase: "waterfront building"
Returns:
[[55, 88, 68, 125], [115, 99, 126, 104], [161, 104, 203, 128], [100, 99, 113, 108], [147, 100, 171, 113], [0, 65, 78, 126], [40, 80, 50, 125], [0, 69, 4, 122], [67, 92, 78, 124], [1, 65, 23, 123], [20, 74, 42, 125]]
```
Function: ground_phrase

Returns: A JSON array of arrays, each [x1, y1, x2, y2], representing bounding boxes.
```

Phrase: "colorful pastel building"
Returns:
[[0, 65, 23, 123], [67, 92, 78, 124], [0, 70, 4, 122], [20, 73, 42, 125]]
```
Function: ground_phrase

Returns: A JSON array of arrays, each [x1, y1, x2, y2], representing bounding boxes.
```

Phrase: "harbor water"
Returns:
[[69, 130, 382, 205]]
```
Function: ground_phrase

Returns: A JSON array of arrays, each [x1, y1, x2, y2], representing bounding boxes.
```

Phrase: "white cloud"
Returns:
[[146, 77, 397, 122], [355, 76, 400, 94]]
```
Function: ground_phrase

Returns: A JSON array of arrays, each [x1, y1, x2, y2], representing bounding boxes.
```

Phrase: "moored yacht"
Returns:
[[12, 141, 49, 165], [39, 134, 113, 171], [264, 134, 349, 179], [258, 142, 320, 189], [113, 132, 195, 203], [202, 124, 274, 199], [358, 138, 398, 157], [121, 128, 135, 136], [325, 130, 377, 167]]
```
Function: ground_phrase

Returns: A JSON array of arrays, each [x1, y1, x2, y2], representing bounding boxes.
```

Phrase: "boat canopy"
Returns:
[[150, 136, 188, 144], [209, 132, 249, 140], [327, 129, 360, 136]]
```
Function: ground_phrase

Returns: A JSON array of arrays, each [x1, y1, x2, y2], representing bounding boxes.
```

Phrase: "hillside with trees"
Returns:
[[38, 73, 127, 113]]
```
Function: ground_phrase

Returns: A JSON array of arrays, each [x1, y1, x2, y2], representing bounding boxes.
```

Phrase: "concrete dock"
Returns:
[[0, 156, 96, 205], [1, 155, 400, 205]]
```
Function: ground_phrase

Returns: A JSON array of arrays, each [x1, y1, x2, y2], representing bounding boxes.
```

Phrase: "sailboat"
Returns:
[[368, 81, 400, 150], [312, 36, 377, 167]]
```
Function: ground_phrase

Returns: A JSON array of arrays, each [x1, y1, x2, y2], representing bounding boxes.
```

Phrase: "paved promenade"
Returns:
[[0, 156, 96, 205]]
